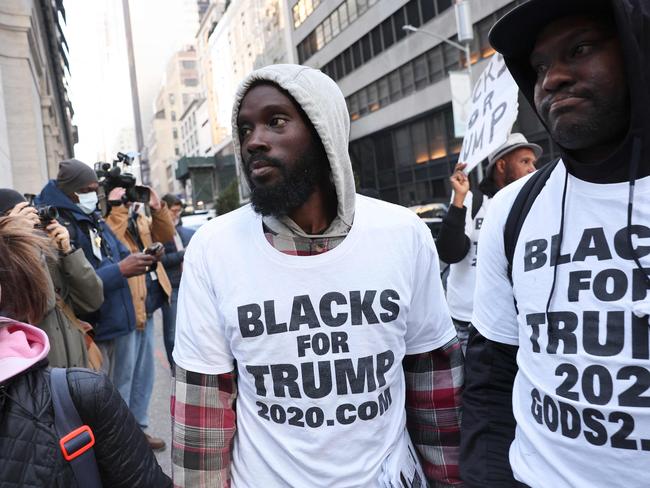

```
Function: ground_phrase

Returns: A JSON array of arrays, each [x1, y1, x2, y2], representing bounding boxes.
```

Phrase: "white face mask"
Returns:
[[75, 191, 98, 214]]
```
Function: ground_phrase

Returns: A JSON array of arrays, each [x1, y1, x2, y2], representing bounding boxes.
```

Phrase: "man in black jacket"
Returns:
[[461, 0, 650, 486], [160, 194, 195, 369], [436, 134, 540, 352]]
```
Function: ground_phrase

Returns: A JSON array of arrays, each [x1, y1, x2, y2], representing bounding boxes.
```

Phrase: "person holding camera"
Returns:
[[36, 159, 156, 403], [105, 184, 174, 451], [0, 189, 104, 369], [0, 216, 172, 488]]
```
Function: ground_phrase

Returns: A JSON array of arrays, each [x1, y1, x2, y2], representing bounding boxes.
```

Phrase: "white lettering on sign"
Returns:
[[460, 53, 519, 173]]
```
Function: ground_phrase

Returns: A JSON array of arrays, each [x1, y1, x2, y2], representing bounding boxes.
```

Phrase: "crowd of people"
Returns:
[[1, 0, 649, 486], [0, 155, 195, 485]]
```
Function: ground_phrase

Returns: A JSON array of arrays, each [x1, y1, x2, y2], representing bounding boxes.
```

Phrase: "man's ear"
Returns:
[[495, 158, 506, 175]]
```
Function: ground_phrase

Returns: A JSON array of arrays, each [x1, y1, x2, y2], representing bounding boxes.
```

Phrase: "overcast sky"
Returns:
[[64, 0, 199, 165]]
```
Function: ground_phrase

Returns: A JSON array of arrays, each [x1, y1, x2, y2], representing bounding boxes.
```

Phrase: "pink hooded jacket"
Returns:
[[0, 316, 50, 383]]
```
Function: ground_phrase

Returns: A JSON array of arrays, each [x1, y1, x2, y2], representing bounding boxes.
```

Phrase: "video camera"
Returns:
[[94, 152, 150, 213]]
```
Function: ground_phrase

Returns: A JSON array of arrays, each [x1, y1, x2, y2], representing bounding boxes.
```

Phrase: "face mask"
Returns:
[[75, 191, 98, 214]]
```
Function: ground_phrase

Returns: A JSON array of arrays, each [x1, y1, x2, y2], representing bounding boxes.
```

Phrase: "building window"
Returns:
[[381, 17, 395, 50], [181, 60, 197, 69], [184, 78, 199, 87], [400, 63, 415, 96], [292, 0, 321, 29], [338, 3, 349, 30], [371, 25, 383, 57], [361, 34, 372, 62], [413, 54, 429, 89], [427, 46, 444, 83], [421, 0, 436, 23], [406, 1, 421, 27], [427, 113, 447, 160], [367, 82, 379, 112], [393, 7, 406, 42], [352, 42, 362, 68], [436, 0, 453, 14], [349, 106, 458, 206], [321, 0, 513, 83], [175, 146, 180, 156], [169, 93, 175, 105], [330, 9, 340, 37], [298, 0, 407, 64], [171, 111, 176, 121], [173, 128, 178, 139], [377, 77, 390, 106]]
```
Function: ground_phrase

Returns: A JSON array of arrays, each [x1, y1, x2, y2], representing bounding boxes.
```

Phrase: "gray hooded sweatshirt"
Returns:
[[231, 64, 356, 239]]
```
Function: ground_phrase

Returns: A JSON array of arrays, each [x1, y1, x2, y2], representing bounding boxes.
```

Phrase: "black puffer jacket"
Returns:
[[0, 362, 171, 487]]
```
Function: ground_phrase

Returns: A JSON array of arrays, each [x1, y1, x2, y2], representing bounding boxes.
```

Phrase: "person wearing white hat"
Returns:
[[437, 133, 542, 352]]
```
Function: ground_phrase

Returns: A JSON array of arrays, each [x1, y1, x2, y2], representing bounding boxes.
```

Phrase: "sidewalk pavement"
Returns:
[[149, 309, 172, 477]]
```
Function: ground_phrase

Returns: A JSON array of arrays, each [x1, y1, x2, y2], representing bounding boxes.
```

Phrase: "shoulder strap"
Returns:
[[504, 158, 561, 284], [50, 368, 103, 488], [471, 189, 483, 220]]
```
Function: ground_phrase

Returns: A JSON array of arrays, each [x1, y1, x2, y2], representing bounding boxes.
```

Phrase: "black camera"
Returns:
[[94, 152, 150, 212], [36, 206, 59, 227], [24, 193, 59, 228]]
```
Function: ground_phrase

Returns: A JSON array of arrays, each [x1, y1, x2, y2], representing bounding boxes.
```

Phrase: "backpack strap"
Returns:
[[504, 159, 561, 285], [50, 368, 103, 488], [471, 188, 484, 220]]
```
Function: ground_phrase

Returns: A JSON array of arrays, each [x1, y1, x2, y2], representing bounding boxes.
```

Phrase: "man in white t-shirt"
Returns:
[[171, 65, 463, 487], [437, 134, 540, 352], [461, 0, 650, 487]]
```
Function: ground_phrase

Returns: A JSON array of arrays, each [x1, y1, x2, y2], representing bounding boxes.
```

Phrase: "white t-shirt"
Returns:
[[446, 192, 490, 322], [174, 195, 456, 488], [473, 162, 650, 488]]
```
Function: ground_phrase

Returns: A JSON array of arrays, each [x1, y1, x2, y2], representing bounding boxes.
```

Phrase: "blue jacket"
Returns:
[[36, 180, 136, 341], [161, 225, 195, 288]]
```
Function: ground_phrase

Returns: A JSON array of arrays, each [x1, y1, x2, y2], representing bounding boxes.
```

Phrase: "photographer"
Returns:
[[0, 216, 172, 487], [105, 184, 174, 451], [36, 159, 156, 402], [0, 189, 103, 369]]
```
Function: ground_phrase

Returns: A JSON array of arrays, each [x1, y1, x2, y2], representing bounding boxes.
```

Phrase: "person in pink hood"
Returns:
[[0, 217, 171, 487]]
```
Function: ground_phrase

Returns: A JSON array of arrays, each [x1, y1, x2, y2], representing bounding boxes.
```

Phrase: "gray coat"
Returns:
[[40, 249, 104, 368]]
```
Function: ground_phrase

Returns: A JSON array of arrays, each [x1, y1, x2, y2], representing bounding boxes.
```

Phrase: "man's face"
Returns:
[[170, 204, 182, 225], [502, 147, 537, 186], [237, 83, 329, 217], [530, 15, 629, 153], [70, 181, 99, 203]]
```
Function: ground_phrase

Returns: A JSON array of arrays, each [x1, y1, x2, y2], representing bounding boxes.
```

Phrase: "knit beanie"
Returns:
[[0, 189, 26, 214], [56, 159, 98, 195]]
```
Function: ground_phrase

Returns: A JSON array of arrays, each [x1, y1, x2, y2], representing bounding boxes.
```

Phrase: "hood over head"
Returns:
[[231, 64, 355, 233], [0, 317, 49, 383], [489, 0, 650, 183]]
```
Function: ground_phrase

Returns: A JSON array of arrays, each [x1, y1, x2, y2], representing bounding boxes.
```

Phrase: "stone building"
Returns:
[[0, 0, 76, 193]]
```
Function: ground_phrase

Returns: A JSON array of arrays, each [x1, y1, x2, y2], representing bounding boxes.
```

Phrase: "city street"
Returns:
[[148, 311, 173, 477]]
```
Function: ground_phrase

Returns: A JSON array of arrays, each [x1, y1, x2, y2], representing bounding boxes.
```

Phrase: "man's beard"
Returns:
[[245, 147, 329, 217], [540, 90, 630, 155]]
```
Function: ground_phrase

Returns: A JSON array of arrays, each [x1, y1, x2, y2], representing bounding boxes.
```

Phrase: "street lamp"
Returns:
[[403, 0, 483, 178], [402, 24, 472, 78]]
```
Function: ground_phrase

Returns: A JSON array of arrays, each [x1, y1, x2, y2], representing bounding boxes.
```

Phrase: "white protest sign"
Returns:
[[449, 70, 472, 138], [460, 53, 519, 173]]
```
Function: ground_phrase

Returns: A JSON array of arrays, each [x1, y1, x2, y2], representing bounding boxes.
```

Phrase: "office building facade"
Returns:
[[0, 0, 76, 193], [289, 0, 558, 206]]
